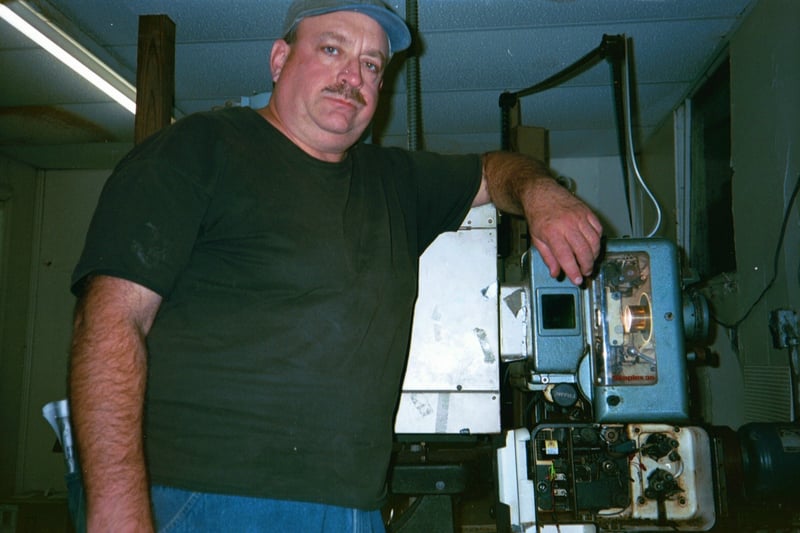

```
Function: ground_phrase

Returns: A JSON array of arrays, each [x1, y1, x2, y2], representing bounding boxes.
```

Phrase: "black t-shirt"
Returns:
[[72, 106, 482, 509]]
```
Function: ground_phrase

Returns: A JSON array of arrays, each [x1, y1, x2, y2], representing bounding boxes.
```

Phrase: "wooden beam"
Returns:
[[134, 14, 175, 144]]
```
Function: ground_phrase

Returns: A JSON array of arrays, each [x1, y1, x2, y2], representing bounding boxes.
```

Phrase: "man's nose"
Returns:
[[339, 60, 363, 87]]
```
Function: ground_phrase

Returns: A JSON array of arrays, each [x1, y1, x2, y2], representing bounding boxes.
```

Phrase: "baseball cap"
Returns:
[[282, 0, 412, 54]]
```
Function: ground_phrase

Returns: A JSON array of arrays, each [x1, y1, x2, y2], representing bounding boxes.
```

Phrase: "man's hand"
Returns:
[[520, 176, 602, 285], [475, 151, 603, 285]]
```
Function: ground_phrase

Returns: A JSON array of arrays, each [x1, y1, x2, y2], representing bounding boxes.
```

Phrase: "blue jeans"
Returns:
[[151, 485, 386, 533], [67, 473, 384, 533]]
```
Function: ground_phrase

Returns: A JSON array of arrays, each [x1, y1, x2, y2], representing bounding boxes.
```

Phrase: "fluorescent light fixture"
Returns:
[[0, 0, 136, 114]]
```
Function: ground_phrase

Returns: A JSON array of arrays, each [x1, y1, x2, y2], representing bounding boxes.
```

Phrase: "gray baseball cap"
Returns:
[[282, 0, 412, 54]]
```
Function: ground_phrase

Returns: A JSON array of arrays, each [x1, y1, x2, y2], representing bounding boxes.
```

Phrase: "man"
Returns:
[[68, 0, 603, 531]]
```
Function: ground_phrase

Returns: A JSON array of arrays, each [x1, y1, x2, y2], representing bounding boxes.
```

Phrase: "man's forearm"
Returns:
[[480, 150, 557, 215], [479, 151, 603, 285], [69, 276, 160, 532]]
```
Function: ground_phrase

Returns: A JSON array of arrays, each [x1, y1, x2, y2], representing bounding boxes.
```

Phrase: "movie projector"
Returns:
[[496, 238, 716, 531]]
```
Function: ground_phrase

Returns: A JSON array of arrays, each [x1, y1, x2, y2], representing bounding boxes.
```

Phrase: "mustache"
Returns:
[[323, 82, 366, 106]]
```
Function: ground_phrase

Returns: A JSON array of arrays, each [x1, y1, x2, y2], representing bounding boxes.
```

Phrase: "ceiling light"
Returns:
[[0, 0, 136, 114]]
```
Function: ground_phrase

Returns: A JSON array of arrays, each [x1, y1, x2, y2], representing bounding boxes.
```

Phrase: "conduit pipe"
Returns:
[[405, 0, 423, 151]]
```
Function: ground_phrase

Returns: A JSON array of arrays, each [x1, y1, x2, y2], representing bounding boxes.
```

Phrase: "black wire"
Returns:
[[713, 172, 800, 329]]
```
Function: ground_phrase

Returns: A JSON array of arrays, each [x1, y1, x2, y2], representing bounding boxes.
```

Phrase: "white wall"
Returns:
[[551, 155, 633, 238], [19, 169, 108, 494], [1, 165, 108, 497], [637, 0, 800, 427], [727, 0, 799, 423], [0, 154, 37, 498]]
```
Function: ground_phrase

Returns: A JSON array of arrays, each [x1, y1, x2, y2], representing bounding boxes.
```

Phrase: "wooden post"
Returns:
[[134, 14, 175, 144]]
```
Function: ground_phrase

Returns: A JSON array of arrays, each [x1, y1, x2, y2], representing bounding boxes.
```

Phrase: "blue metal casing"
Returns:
[[525, 238, 689, 422], [590, 238, 688, 422]]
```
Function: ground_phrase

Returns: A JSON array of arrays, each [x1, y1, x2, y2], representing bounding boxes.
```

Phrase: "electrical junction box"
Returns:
[[497, 424, 715, 532]]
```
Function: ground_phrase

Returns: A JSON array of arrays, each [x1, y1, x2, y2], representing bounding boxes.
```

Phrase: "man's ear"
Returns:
[[270, 39, 290, 82]]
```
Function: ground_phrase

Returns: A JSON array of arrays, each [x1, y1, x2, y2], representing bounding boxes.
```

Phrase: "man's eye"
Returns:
[[323, 46, 338, 55], [365, 61, 383, 74]]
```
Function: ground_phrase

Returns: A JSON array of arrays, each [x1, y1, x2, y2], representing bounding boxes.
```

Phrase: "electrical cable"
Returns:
[[622, 38, 662, 237], [713, 171, 800, 329], [499, 35, 659, 235]]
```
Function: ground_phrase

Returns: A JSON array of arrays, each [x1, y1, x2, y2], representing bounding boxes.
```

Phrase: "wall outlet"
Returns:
[[769, 308, 800, 348], [0, 505, 17, 533]]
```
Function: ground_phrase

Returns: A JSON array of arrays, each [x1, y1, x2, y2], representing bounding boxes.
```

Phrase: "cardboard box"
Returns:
[[511, 125, 549, 163]]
